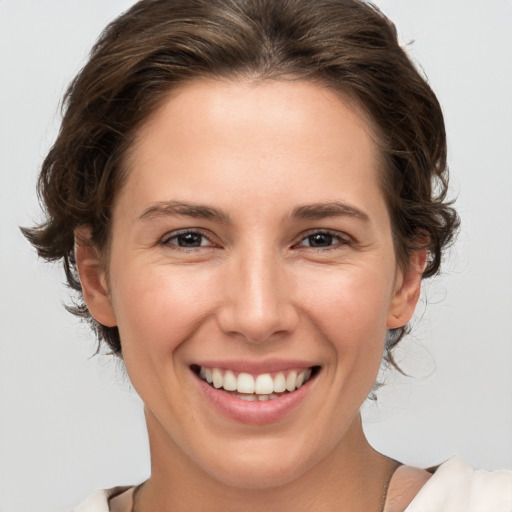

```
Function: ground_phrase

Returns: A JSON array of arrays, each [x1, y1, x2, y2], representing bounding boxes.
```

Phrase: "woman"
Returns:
[[21, 0, 511, 510]]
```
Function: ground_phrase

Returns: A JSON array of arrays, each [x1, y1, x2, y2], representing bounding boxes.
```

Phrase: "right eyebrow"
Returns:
[[291, 201, 370, 222], [138, 200, 231, 224]]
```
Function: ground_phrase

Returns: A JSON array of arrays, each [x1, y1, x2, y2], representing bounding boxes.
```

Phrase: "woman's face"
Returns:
[[81, 79, 421, 488]]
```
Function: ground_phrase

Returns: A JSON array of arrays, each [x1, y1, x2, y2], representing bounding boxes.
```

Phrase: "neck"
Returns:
[[136, 411, 396, 512]]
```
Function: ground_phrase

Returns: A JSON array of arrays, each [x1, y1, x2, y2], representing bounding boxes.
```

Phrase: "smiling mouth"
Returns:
[[191, 365, 320, 401]]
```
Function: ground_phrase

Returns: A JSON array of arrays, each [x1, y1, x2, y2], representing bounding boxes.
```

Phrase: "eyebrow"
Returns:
[[291, 202, 369, 222], [139, 200, 231, 223], [138, 200, 369, 224]]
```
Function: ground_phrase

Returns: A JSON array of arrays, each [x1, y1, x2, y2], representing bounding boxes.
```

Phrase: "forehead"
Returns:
[[118, 78, 385, 222], [133, 78, 378, 157]]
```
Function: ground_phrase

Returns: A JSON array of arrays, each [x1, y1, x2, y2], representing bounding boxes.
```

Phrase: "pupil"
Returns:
[[310, 233, 332, 247], [178, 233, 202, 247]]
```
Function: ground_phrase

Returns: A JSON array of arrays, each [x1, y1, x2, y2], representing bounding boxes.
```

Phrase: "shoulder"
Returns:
[[406, 457, 512, 512], [72, 486, 133, 512]]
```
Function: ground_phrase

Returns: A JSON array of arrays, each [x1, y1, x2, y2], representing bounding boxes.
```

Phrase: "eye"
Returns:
[[296, 230, 349, 249], [162, 230, 214, 249]]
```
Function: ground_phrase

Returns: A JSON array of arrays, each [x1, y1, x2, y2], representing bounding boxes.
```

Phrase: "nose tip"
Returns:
[[216, 257, 299, 344], [218, 298, 298, 344]]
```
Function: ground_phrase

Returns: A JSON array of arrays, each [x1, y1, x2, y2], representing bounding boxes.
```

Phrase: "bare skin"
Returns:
[[383, 466, 433, 512], [77, 79, 426, 511], [110, 460, 433, 512]]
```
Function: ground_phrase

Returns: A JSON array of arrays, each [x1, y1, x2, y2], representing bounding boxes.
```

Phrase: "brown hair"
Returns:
[[23, 0, 459, 364]]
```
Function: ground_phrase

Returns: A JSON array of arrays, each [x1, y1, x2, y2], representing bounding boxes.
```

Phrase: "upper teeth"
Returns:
[[199, 367, 312, 395]]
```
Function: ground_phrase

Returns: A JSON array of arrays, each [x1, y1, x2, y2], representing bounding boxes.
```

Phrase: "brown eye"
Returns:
[[306, 233, 334, 247], [299, 231, 341, 248], [176, 232, 204, 247], [163, 230, 211, 248]]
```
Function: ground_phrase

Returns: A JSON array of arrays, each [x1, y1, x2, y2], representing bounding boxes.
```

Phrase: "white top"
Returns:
[[405, 456, 512, 511], [72, 457, 512, 512]]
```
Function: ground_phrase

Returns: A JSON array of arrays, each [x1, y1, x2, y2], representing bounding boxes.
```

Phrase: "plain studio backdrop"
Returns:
[[1, 1, 511, 511]]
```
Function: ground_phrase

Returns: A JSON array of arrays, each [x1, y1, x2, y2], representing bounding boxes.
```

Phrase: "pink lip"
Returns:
[[193, 367, 317, 425]]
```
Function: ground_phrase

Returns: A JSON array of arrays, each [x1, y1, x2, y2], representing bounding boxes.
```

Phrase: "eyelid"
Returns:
[[293, 228, 352, 249], [158, 227, 352, 251], [160, 228, 218, 248]]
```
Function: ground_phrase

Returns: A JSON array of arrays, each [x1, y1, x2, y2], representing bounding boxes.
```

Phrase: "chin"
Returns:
[[204, 455, 311, 490], [191, 435, 326, 490]]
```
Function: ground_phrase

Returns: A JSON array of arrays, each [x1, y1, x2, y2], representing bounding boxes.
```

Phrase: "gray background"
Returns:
[[1, 1, 511, 511]]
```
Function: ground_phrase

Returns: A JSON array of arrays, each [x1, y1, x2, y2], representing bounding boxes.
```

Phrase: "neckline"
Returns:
[[381, 463, 435, 512], [125, 463, 402, 512], [112, 461, 450, 512]]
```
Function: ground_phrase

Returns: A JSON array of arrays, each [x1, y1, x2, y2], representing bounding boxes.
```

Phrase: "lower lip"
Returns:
[[195, 372, 315, 425]]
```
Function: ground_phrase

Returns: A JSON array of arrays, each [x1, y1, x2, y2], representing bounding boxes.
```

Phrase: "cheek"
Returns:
[[300, 265, 394, 344], [298, 264, 393, 402], [109, 262, 219, 356]]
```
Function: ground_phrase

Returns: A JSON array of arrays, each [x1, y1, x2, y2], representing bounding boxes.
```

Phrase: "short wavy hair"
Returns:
[[23, 0, 459, 365]]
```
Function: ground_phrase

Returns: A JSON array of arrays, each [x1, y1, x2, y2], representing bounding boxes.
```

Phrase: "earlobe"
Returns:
[[74, 227, 117, 327], [386, 250, 427, 329]]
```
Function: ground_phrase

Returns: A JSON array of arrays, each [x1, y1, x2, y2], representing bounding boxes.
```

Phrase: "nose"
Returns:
[[216, 249, 299, 344]]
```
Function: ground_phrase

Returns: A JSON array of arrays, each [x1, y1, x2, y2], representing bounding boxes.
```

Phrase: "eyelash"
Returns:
[[160, 228, 351, 252], [161, 229, 217, 251], [293, 229, 352, 251]]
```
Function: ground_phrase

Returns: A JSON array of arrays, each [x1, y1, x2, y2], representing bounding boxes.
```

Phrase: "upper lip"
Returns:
[[191, 359, 318, 375]]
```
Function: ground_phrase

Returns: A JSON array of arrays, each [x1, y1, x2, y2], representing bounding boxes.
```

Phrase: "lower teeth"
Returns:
[[232, 392, 281, 401]]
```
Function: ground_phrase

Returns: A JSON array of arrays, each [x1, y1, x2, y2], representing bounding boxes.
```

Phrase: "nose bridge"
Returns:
[[218, 241, 297, 343]]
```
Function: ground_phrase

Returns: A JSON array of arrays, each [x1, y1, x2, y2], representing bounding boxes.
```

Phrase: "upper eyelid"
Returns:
[[295, 228, 351, 242], [290, 230, 354, 252], [158, 227, 351, 247], [161, 228, 216, 245]]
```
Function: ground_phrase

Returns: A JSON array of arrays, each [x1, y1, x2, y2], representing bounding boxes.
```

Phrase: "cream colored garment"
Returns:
[[72, 457, 512, 512], [73, 486, 132, 512], [404, 456, 512, 512]]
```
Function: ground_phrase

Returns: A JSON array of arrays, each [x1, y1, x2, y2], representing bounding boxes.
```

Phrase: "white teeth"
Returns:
[[198, 366, 314, 396], [212, 368, 223, 389], [223, 370, 237, 391], [238, 395, 258, 402], [237, 393, 257, 401], [237, 373, 255, 394], [273, 372, 287, 393], [286, 370, 297, 392], [255, 374, 274, 394]]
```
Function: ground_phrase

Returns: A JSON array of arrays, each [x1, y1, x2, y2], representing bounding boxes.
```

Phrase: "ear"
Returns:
[[386, 249, 427, 329], [74, 227, 117, 327]]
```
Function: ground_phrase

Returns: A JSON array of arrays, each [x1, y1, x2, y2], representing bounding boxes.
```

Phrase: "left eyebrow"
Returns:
[[291, 202, 370, 222], [138, 200, 231, 224]]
